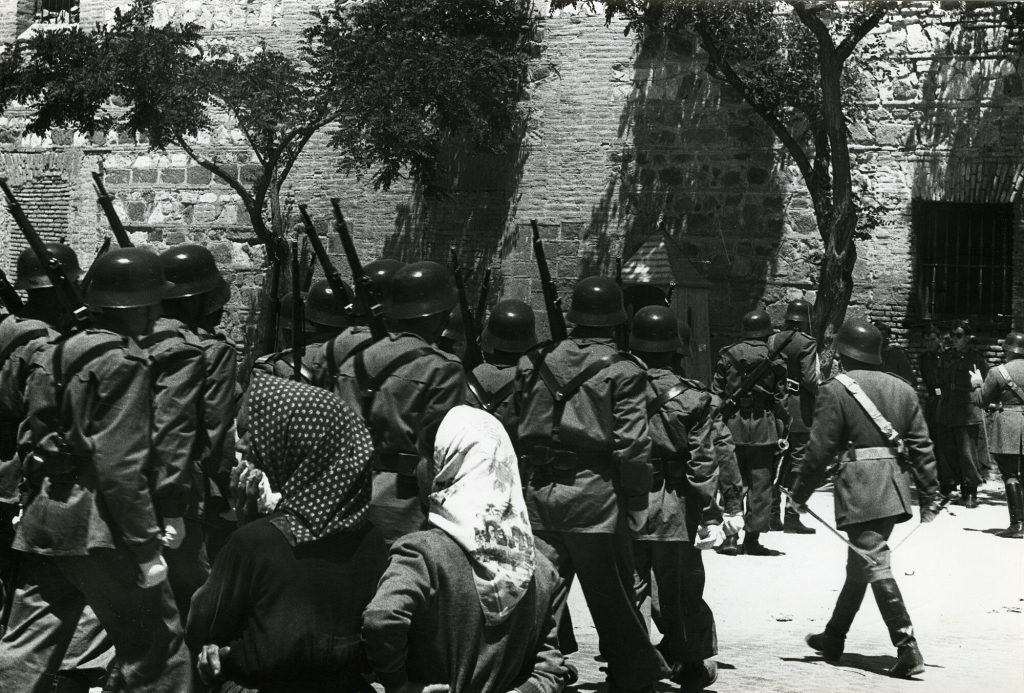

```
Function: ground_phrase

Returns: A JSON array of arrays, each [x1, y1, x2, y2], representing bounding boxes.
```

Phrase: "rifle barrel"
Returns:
[[91, 172, 133, 248], [450, 247, 483, 369], [531, 219, 568, 342], [0, 268, 24, 314], [330, 199, 387, 341], [475, 267, 492, 336], [290, 240, 304, 382]]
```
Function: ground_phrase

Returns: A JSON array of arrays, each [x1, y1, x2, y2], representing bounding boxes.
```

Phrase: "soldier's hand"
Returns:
[[197, 644, 229, 685], [625, 494, 649, 536], [694, 523, 722, 550], [969, 366, 983, 389], [160, 517, 186, 550], [137, 555, 168, 588], [722, 513, 745, 536]]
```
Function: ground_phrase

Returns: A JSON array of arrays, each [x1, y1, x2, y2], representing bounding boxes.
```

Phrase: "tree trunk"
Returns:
[[813, 211, 858, 376]]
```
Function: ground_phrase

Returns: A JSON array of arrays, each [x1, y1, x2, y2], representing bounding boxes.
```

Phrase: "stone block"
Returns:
[[187, 166, 213, 185], [103, 170, 130, 185], [132, 169, 158, 185], [126, 201, 148, 222], [159, 168, 186, 185]]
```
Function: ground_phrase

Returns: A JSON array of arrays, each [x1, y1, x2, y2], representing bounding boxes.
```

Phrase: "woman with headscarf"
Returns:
[[186, 374, 387, 693], [362, 405, 567, 693]]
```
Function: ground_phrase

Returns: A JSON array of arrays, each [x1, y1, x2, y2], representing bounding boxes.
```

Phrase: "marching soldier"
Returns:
[[466, 298, 537, 428], [938, 321, 988, 507], [711, 309, 790, 556], [1, 248, 192, 691], [629, 306, 721, 692], [768, 299, 818, 534], [314, 257, 403, 390], [514, 276, 669, 693], [971, 330, 1024, 538], [333, 261, 465, 544], [790, 318, 940, 679]]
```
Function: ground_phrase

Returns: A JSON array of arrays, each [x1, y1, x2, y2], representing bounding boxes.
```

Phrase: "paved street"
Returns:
[[566, 476, 1024, 693]]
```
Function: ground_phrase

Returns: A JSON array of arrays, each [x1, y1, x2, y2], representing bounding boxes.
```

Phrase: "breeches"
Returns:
[[736, 446, 775, 533], [844, 518, 896, 583], [994, 453, 1021, 483]]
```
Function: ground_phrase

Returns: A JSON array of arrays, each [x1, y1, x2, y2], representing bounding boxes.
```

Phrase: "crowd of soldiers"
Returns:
[[0, 226, 1021, 693]]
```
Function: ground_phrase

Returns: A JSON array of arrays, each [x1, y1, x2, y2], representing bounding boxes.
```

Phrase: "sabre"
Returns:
[[890, 496, 953, 552], [779, 487, 878, 566]]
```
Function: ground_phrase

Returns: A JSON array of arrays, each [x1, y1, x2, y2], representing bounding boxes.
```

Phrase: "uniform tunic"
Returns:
[[938, 347, 989, 488], [768, 329, 819, 506], [253, 343, 322, 386], [973, 359, 1024, 480], [919, 348, 957, 492], [310, 325, 374, 390], [334, 332, 465, 543], [465, 362, 518, 430]]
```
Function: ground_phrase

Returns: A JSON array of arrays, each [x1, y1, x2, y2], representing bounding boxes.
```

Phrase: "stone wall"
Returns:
[[0, 0, 1020, 374]]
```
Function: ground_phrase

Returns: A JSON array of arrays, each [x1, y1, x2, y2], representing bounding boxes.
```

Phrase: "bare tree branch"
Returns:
[[837, 4, 893, 62]]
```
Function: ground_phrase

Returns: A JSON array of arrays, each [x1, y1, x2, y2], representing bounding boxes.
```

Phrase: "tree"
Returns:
[[2, 0, 535, 349], [556, 0, 894, 349]]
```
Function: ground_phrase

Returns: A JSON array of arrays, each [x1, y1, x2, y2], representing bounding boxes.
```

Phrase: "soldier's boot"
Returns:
[[741, 532, 776, 556], [805, 578, 867, 662], [769, 489, 784, 531], [716, 535, 739, 556], [670, 658, 718, 692], [783, 507, 816, 534], [998, 478, 1024, 538], [872, 579, 925, 679]]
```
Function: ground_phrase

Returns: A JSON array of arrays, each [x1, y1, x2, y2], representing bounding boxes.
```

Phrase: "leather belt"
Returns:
[[373, 452, 419, 476], [846, 446, 894, 461], [650, 457, 686, 488], [524, 446, 613, 471]]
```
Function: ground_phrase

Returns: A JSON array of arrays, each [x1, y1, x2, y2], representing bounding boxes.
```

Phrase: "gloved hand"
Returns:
[[694, 523, 723, 550], [969, 366, 983, 389], [920, 498, 943, 523], [137, 554, 168, 588], [160, 517, 186, 550], [197, 644, 230, 685], [722, 513, 745, 536]]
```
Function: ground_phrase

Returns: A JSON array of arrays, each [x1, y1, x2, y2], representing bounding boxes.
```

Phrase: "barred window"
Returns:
[[34, 0, 78, 25], [913, 200, 1013, 327]]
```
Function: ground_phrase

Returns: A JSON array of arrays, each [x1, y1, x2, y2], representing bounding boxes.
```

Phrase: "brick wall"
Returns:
[[0, 1, 1020, 366]]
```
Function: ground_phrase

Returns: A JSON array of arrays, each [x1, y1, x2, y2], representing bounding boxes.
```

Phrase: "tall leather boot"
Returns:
[[871, 579, 925, 679], [998, 478, 1024, 538], [769, 488, 784, 531], [806, 578, 867, 662], [783, 507, 816, 534]]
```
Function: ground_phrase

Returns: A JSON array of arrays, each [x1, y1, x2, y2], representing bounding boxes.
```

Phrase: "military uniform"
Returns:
[[514, 335, 668, 691], [938, 347, 989, 495], [334, 332, 465, 544], [708, 392, 743, 518], [0, 328, 191, 692], [252, 343, 321, 385], [309, 324, 374, 390], [882, 345, 916, 384], [974, 360, 1024, 475], [465, 362, 518, 429], [920, 347, 957, 495], [767, 328, 819, 528], [711, 338, 790, 536], [633, 368, 718, 669]]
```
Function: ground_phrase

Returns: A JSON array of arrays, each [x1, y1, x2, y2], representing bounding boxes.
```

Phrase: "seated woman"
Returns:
[[186, 373, 387, 693], [362, 405, 567, 693]]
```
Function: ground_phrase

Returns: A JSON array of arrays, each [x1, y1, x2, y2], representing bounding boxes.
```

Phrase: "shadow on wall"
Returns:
[[383, 128, 530, 312], [584, 30, 787, 348], [908, 10, 1023, 355]]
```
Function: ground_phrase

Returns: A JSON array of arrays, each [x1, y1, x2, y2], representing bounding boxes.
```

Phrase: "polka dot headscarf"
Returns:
[[246, 373, 374, 546]]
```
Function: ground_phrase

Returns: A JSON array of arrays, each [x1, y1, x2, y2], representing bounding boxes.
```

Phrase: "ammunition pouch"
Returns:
[[372, 452, 419, 477]]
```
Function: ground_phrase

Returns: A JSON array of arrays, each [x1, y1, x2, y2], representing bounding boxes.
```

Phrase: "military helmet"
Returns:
[[364, 259, 404, 292], [15, 243, 83, 290], [386, 261, 458, 320], [305, 279, 353, 327], [159, 244, 222, 299], [784, 298, 812, 325], [834, 317, 883, 365], [481, 299, 536, 353], [566, 276, 627, 327], [440, 307, 464, 344], [630, 305, 681, 353], [204, 277, 231, 314], [1003, 331, 1024, 357], [85, 247, 172, 308], [741, 309, 773, 338]]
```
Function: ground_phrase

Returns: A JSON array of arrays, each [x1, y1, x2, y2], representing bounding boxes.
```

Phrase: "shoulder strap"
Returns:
[[0, 327, 50, 370], [326, 333, 375, 383], [647, 381, 692, 418], [996, 365, 1024, 404], [353, 344, 434, 421], [834, 373, 905, 454], [467, 371, 516, 414], [53, 337, 125, 429], [723, 347, 746, 374]]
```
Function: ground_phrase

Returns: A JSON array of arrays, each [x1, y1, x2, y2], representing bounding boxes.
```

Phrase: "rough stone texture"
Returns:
[[0, 2, 1020, 366]]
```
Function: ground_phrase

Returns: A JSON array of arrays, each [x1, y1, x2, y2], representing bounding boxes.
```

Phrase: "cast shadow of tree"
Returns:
[[583, 30, 787, 345]]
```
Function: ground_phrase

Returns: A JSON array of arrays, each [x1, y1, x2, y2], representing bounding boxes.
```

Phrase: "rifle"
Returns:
[[666, 281, 677, 306], [329, 199, 387, 341], [290, 240, 305, 382], [0, 179, 89, 333], [718, 329, 797, 421], [450, 247, 483, 369], [475, 266, 492, 338], [530, 219, 567, 342], [95, 237, 112, 259], [91, 172, 134, 248], [0, 268, 23, 315], [614, 256, 628, 350], [298, 204, 353, 316], [303, 245, 317, 293]]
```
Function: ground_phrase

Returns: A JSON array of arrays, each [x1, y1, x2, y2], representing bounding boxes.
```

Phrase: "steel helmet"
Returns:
[[835, 317, 883, 365], [1003, 331, 1024, 357], [85, 247, 172, 308], [386, 261, 458, 320], [566, 276, 627, 327], [306, 279, 353, 327], [204, 277, 231, 314], [784, 299, 812, 326], [364, 259, 404, 293], [159, 244, 222, 299], [15, 243, 83, 289], [440, 307, 465, 344], [481, 299, 537, 353], [630, 305, 681, 353], [742, 310, 773, 338]]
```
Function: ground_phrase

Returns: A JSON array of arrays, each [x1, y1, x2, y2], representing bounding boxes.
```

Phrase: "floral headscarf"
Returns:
[[429, 405, 535, 626], [245, 373, 373, 546]]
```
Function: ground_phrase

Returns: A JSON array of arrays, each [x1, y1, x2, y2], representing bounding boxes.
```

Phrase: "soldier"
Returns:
[[514, 276, 669, 693], [971, 330, 1024, 538], [333, 260, 465, 544], [629, 306, 722, 692], [767, 299, 818, 534], [919, 324, 958, 499], [1, 247, 192, 691], [313, 258, 403, 390], [790, 318, 940, 679], [711, 309, 790, 556], [877, 323, 916, 384], [466, 298, 537, 427], [939, 321, 988, 507]]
